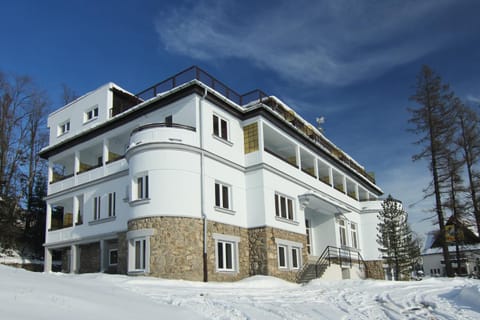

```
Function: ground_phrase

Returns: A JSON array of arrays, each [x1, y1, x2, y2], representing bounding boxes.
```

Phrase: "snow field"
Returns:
[[1, 265, 479, 320]]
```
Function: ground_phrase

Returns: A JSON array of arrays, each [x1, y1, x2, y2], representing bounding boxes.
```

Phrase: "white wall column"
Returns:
[[295, 145, 300, 169], [46, 203, 52, 232], [74, 150, 80, 180], [100, 239, 105, 272], [70, 245, 78, 273], [72, 196, 79, 227], [258, 120, 264, 162], [103, 138, 108, 166], [44, 247, 52, 272]]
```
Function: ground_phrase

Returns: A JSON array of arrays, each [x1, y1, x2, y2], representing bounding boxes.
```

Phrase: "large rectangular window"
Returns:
[[214, 234, 240, 273], [217, 241, 234, 271], [93, 196, 101, 220], [339, 219, 347, 247], [350, 223, 358, 249], [108, 192, 116, 217], [276, 239, 303, 271], [213, 114, 229, 140], [291, 247, 300, 269], [215, 182, 231, 210], [136, 175, 149, 200], [134, 239, 146, 270], [278, 245, 287, 268], [274, 193, 294, 221]]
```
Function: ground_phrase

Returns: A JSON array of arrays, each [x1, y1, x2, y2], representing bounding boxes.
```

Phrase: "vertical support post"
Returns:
[[70, 245, 78, 273], [44, 247, 52, 273], [100, 240, 105, 272]]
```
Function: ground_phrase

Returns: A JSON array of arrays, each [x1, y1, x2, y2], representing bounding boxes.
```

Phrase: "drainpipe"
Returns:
[[200, 86, 208, 282]]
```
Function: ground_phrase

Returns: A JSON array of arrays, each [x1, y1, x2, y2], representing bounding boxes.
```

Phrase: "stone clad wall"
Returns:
[[129, 216, 204, 280], [364, 260, 385, 280], [251, 226, 307, 282], [79, 243, 100, 273], [117, 232, 128, 275], [126, 216, 307, 282]]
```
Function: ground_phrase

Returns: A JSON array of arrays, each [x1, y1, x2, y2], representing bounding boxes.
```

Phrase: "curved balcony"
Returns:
[[128, 123, 196, 150]]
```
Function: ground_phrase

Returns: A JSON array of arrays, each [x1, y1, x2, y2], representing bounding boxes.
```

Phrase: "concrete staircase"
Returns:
[[296, 263, 328, 284]]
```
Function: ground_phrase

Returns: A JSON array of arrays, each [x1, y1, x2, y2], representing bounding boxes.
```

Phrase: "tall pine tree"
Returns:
[[408, 65, 456, 277]]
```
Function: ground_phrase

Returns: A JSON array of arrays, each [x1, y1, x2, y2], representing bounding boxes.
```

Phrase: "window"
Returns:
[[213, 114, 228, 140], [165, 115, 173, 126], [108, 192, 116, 217], [350, 223, 358, 249], [134, 239, 147, 270], [213, 234, 239, 273], [275, 193, 294, 220], [93, 196, 101, 220], [85, 106, 99, 122], [276, 239, 303, 271], [109, 249, 118, 266], [215, 182, 231, 210], [127, 229, 153, 273], [291, 247, 300, 269], [58, 121, 70, 135], [217, 241, 234, 271], [135, 174, 149, 200], [278, 245, 287, 268], [339, 219, 347, 247]]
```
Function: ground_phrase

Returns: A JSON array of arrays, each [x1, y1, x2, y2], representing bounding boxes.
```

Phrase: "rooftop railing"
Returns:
[[135, 66, 376, 185], [136, 66, 268, 106]]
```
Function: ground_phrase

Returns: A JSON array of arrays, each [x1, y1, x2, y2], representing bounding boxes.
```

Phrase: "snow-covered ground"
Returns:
[[1, 265, 479, 320]]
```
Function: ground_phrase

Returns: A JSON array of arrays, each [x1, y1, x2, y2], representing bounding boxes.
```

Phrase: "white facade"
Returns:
[[41, 67, 385, 281]]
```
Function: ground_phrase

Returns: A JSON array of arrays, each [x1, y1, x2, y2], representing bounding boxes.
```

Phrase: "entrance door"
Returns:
[[306, 219, 312, 255]]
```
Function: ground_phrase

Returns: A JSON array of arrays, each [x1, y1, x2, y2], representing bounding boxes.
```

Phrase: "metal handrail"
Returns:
[[130, 122, 196, 136], [135, 65, 268, 107], [313, 246, 369, 278]]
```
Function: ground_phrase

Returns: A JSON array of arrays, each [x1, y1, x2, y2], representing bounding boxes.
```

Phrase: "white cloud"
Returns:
[[155, 0, 457, 86], [466, 94, 480, 104]]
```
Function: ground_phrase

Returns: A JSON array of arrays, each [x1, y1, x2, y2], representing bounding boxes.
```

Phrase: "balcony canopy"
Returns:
[[298, 191, 349, 216]]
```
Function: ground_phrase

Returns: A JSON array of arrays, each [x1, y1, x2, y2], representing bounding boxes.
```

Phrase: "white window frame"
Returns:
[[214, 181, 232, 211], [339, 219, 347, 247], [127, 229, 153, 274], [93, 196, 101, 220], [108, 192, 116, 217], [291, 247, 300, 269], [108, 249, 118, 266], [84, 105, 99, 123], [213, 233, 240, 273], [274, 192, 295, 221], [275, 238, 303, 271], [133, 173, 149, 201], [350, 222, 358, 249], [278, 245, 288, 269], [57, 120, 70, 136], [212, 114, 230, 141]]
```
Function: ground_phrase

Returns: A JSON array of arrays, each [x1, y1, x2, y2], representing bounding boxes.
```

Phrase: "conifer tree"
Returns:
[[408, 65, 456, 277], [455, 101, 480, 235], [377, 195, 413, 280]]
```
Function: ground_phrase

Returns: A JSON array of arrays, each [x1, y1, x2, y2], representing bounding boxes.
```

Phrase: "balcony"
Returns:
[[128, 122, 196, 149]]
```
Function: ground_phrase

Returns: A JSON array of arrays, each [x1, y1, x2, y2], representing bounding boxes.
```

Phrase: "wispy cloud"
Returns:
[[466, 94, 480, 104], [155, 0, 460, 86]]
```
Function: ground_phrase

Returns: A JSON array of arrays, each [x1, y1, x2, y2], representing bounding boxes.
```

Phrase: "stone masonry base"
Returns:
[[125, 216, 307, 282]]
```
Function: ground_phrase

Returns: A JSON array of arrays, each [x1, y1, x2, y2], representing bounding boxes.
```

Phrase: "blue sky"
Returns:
[[2, 0, 480, 238]]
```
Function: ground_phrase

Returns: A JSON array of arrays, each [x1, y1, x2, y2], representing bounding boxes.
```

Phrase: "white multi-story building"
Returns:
[[40, 66, 385, 282]]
